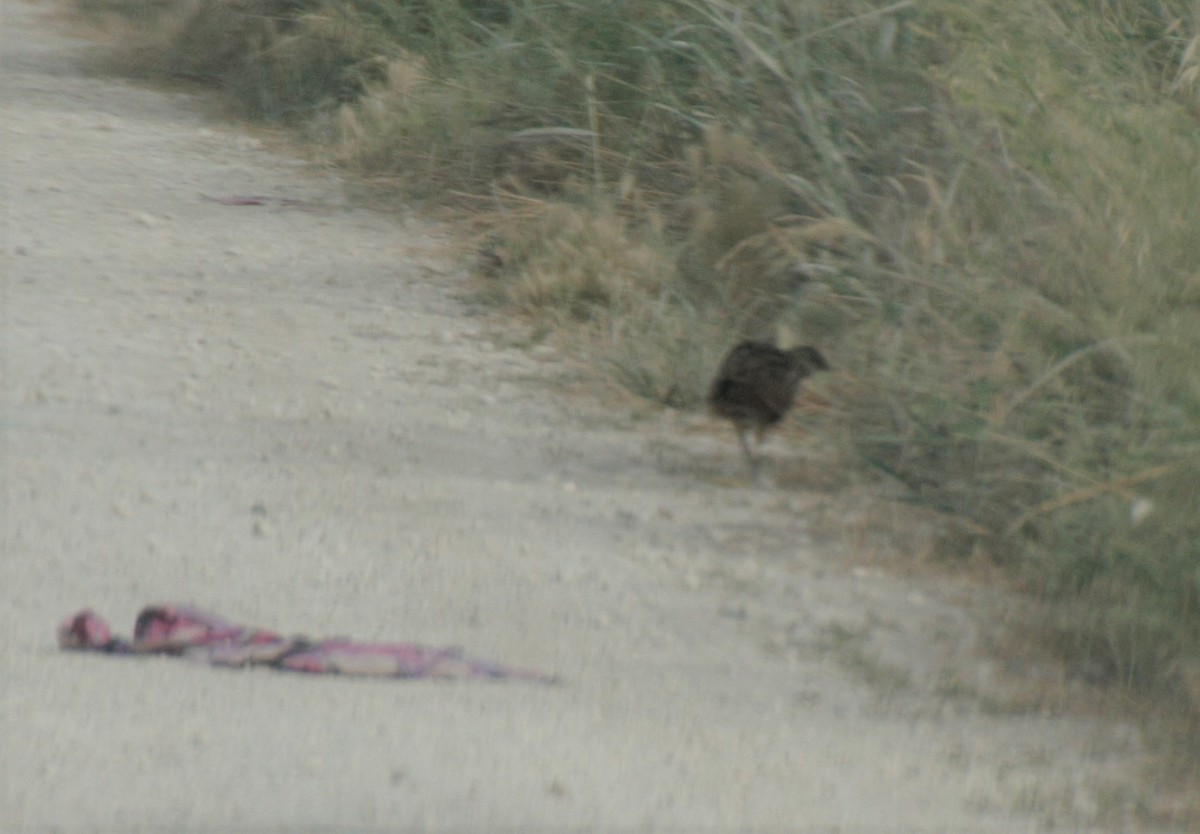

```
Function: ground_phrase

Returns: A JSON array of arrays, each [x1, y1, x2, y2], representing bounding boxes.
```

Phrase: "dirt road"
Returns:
[[0, 1, 1168, 830]]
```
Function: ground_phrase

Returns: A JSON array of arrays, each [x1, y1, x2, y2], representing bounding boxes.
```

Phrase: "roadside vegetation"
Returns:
[[72, 0, 1200, 774]]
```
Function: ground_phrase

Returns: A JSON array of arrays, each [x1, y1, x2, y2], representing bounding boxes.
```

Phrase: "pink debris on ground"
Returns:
[[58, 604, 556, 683]]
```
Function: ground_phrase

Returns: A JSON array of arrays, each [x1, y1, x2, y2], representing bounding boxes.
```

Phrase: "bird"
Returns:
[[707, 340, 829, 472]]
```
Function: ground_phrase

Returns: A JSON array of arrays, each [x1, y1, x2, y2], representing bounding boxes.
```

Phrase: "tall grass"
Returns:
[[76, 0, 1200, 712]]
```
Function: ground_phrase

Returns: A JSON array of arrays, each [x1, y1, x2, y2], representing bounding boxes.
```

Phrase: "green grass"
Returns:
[[74, 0, 1200, 730]]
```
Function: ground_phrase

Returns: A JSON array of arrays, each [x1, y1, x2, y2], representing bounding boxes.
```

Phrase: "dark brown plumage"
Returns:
[[708, 340, 829, 470]]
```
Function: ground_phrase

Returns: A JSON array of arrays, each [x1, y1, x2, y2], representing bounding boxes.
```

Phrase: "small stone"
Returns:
[[547, 779, 569, 798]]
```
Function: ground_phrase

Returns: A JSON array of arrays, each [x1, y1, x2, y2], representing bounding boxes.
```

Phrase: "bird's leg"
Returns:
[[735, 426, 757, 472], [751, 425, 770, 483]]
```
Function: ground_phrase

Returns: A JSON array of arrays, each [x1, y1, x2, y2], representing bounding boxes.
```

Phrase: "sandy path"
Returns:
[[0, 1, 1167, 830]]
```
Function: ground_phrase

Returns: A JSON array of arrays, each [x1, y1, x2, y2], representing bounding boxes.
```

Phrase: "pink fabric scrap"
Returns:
[[58, 604, 556, 683]]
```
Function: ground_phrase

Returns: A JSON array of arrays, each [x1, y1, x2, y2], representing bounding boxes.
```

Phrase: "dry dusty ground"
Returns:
[[0, 1, 1183, 831]]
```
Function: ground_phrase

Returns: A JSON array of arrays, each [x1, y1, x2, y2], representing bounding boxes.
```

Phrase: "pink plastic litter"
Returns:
[[58, 604, 556, 683]]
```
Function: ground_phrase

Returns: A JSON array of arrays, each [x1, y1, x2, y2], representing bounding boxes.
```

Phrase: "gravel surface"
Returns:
[[0, 2, 1169, 831]]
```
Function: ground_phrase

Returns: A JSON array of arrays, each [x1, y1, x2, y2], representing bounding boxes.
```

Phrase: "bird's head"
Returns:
[[787, 345, 830, 375]]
